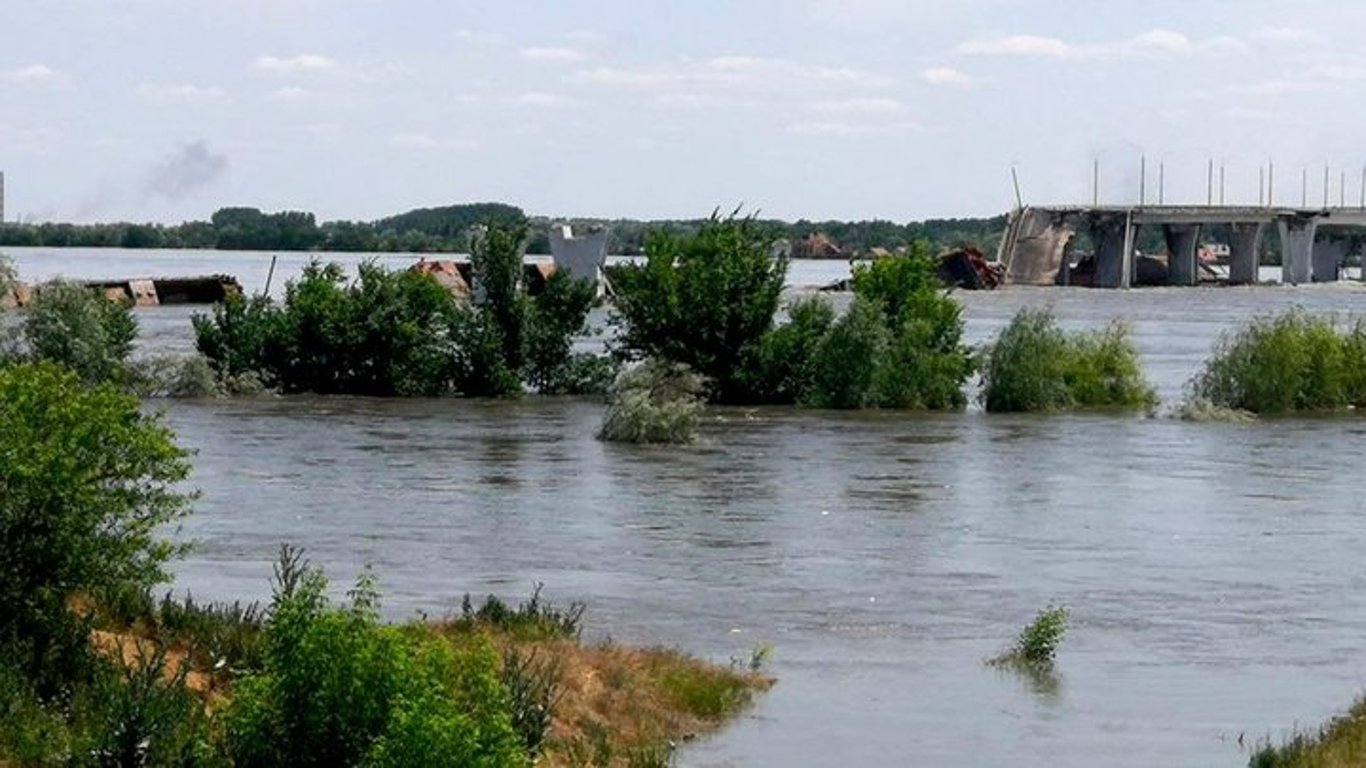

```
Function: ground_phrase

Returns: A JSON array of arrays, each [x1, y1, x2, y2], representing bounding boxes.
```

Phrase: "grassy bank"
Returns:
[[3, 572, 771, 768], [1250, 698, 1366, 768]]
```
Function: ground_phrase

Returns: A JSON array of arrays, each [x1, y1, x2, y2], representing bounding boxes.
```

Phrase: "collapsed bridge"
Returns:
[[996, 205, 1366, 288]]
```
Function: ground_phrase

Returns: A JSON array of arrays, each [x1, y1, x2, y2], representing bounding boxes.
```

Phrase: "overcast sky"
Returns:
[[2, 0, 1364, 224]]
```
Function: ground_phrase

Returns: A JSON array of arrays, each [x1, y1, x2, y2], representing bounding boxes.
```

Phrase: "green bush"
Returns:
[[0, 362, 193, 689], [192, 293, 280, 384], [524, 271, 610, 394], [802, 250, 973, 410], [13, 279, 138, 386], [225, 550, 528, 768], [195, 231, 600, 398], [981, 307, 1155, 412], [805, 297, 889, 409], [739, 296, 834, 404], [597, 360, 707, 444], [610, 212, 787, 403], [1191, 308, 1363, 414]]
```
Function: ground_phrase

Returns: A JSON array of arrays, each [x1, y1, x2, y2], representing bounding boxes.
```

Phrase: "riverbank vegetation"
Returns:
[[1249, 696, 1366, 767], [1190, 307, 1366, 414], [192, 223, 611, 397], [0, 203, 1006, 257], [979, 307, 1156, 413]]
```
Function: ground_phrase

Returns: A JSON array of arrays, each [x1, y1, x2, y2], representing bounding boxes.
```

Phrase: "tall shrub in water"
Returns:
[[1190, 307, 1359, 414], [609, 211, 786, 402], [0, 362, 193, 687], [597, 360, 707, 444], [980, 307, 1155, 412], [804, 248, 973, 409]]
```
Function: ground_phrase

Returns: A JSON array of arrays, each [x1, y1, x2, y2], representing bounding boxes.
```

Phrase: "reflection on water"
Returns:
[[10, 249, 1366, 765]]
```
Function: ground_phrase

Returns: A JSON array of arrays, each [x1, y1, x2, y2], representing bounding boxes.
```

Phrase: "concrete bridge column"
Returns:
[[1227, 223, 1264, 284], [1093, 214, 1135, 289], [1162, 224, 1201, 286], [1312, 238, 1347, 282], [1279, 218, 1318, 284]]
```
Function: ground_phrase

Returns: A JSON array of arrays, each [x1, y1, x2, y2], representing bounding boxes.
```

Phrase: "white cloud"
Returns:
[[957, 34, 1089, 59], [1316, 64, 1366, 81], [1251, 26, 1318, 44], [253, 54, 336, 73], [576, 55, 888, 100], [920, 67, 976, 87], [269, 86, 311, 101], [391, 132, 440, 149], [1235, 78, 1334, 96], [520, 46, 589, 63], [1, 63, 61, 84], [0, 122, 52, 152], [787, 120, 917, 137], [1128, 29, 1193, 54], [506, 91, 580, 107], [812, 97, 906, 113], [453, 29, 504, 46], [957, 29, 1219, 60], [138, 83, 227, 102]]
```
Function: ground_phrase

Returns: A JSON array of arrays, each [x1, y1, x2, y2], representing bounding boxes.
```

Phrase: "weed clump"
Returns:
[[981, 307, 1155, 412], [1190, 308, 1366, 414], [451, 583, 586, 641], [990, 605, 1068, 669], [597, 360, 707, 444]]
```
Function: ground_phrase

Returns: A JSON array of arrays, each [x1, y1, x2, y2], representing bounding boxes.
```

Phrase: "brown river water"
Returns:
[[9, 247, 1366, 766]]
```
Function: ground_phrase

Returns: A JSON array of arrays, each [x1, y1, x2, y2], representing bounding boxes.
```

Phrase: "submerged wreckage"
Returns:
[[2, 275, 242, 309]]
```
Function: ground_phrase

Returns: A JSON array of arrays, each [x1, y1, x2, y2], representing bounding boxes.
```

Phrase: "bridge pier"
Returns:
[[1312, 238, 1347, 282], [1279, 218, 1317, 284], [1227, 223, 1264, 284], [1093, 214, 1135, 288], [1162, 224, 1201, 286]]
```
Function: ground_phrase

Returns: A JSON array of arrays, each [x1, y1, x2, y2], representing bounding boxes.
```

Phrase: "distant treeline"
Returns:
[[0, 202, 1007, 257]]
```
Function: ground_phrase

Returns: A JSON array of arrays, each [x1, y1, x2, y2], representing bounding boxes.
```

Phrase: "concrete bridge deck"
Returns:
[[997, 205, 1366, 288]]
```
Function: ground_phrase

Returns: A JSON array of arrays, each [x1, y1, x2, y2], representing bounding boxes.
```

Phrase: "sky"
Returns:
[[2, 0, 1365, 224]]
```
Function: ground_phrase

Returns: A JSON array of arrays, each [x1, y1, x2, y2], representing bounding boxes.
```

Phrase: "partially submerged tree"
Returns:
[[610, 211, 787, 403]]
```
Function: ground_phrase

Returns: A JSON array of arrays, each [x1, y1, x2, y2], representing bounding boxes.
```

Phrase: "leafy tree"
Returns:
[[610, 212, 787, 402], [470, 223, 529, 375], [17, 280, 138, 386], [523, 271, 605, 394], [738, 297, 834, 404], [0, 363, 194, 688]]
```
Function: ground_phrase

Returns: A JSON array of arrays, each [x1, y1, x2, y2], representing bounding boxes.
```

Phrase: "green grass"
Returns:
[[1249, 696, 1366, 767]]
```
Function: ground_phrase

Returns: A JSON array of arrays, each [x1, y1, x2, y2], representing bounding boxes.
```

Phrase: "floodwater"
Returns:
[[9, 247, 1366, 766]]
